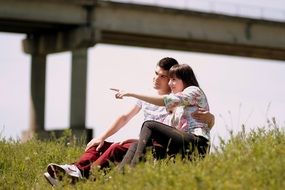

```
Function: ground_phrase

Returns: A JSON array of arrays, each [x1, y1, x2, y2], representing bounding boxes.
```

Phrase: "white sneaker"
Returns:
[[47, 163, 83, 179], [43, 172, 58, 186]]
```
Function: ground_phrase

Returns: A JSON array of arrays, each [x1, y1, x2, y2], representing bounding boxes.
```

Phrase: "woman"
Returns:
[[114, 64, 210, 167]]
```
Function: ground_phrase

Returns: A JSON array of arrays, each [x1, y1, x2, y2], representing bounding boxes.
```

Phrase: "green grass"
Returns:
[[1, 125, 285, 190]]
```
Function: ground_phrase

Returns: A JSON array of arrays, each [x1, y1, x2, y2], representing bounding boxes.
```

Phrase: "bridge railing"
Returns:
[[103, 0, 285, 22]]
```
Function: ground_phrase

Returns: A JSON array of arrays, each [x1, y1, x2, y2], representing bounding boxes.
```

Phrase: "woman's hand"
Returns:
[[110, 88, 129, 99]]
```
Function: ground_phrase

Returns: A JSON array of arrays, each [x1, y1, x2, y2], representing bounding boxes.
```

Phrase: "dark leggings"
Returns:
[[119, 120, 209, 168]]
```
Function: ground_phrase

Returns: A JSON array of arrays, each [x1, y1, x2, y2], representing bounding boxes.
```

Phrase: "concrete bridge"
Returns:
[[1, 0, 285, 141]]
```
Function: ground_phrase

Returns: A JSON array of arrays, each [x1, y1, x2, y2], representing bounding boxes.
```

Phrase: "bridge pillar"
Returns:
[[70, 48, 88, 129], [22, 53, 47, 141], [66, 48, 93, 142], [30, 54, 46, 131]]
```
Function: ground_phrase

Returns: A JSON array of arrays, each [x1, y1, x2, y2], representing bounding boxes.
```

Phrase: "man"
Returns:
[[44, 57, 215, 185]]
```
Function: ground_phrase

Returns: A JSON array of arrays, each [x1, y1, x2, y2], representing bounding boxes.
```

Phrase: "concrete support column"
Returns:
[[22, 53, 46, 141], [30, 54, 46, 131], [70, 48, 88, 130]]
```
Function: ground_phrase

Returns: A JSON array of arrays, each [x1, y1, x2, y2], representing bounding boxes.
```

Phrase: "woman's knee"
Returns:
[[142, 120, 154, 129], [142, 120, 161, 130]]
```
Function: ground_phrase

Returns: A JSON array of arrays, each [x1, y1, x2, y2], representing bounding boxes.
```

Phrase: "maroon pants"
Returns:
[[74, 139, 137, 178]]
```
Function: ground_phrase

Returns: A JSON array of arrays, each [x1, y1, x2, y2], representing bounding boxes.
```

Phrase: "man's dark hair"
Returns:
[[157, 57, 179, 71]]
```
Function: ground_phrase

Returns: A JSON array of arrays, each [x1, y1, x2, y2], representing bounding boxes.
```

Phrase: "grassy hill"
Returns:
[[1, 126, 285, 189]]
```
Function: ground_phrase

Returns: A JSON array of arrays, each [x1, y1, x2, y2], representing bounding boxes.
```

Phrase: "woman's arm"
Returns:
[[111, 88, 165, 106]]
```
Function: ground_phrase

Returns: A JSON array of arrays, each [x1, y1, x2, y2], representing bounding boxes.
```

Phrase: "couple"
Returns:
[[44, 57, 214, 186]]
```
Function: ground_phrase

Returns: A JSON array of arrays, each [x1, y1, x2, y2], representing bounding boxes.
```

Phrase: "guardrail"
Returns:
[[103, 0, 285, 22]]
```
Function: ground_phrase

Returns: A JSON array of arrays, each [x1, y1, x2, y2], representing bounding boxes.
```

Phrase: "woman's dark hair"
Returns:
[[157, 57, 179, 71], [169, 64, 200, 87]]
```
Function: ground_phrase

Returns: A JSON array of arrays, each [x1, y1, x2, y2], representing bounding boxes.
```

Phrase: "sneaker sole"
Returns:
[[44, 172, 58, 186], [47, 163, 66, 180]]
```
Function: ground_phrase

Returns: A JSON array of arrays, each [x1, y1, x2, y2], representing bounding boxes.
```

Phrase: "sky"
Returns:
[[1, 0, 285, 148]]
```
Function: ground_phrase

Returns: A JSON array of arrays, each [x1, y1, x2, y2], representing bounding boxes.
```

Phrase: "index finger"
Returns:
[[85, 145, 91, 152], [110, 88, 119, 92]]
